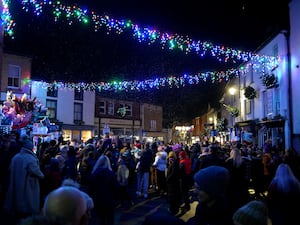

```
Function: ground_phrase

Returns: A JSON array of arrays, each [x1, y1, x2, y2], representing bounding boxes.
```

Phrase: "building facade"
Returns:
[[94, 96, 166, 143], [31, 81, 95, 142], [0, 53, 32, 100]]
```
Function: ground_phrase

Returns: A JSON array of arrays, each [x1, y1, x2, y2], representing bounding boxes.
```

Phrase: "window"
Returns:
[[47, 87, 58, 97], [8, 65, 20, 88], [275, 87, 280, 115], [46, 99, 57, 119], [74, 89, 83, 101], [263, 90, 273, 118], [108, 101, 114, 115], [99, 101, 106, 115], [245, 100, 252, 115], [150, 120, 157, 129], [74, 103, 83, 121]]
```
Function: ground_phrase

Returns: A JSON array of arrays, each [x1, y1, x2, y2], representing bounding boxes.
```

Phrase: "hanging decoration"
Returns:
[[4, 1, 277, 66], [117, 106, 128, 117], [0, 0, 15, 37], [31, 70, 241, 92], [244, 85, 256, 99], [2, 0, 279, 89], [216, 117, 228, 131], [260, 73, 278, 89], [223, 104, 239, 117]]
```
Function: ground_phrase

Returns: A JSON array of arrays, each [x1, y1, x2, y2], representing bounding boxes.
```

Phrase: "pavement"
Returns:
[[112, 189, 197, 225]]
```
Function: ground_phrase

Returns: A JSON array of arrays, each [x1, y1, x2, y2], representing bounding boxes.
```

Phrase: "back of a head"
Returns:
[[232, 200, 268, 225], [43, 186, 87, 225], [193, 165, 230, 197], [92, 155, 112, 173]]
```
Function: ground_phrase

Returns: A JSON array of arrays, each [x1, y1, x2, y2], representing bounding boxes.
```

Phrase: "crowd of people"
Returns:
[[1, 131, 300, 225]]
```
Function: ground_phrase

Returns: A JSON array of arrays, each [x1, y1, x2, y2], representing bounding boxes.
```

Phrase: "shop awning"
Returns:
[[257, 119, 285, 128], [235, 119, 259, 127]]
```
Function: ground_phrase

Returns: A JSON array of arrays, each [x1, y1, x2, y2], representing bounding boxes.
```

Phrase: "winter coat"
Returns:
[[4, 147, 44, 214], [153, 151, 168, 172]]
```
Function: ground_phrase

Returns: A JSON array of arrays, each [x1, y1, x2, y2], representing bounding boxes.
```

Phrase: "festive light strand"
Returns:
[[19, 0, 278, 66], [0, 0, 15, 37], [1, 0, 280, 91], [30, 65, 262, 92]]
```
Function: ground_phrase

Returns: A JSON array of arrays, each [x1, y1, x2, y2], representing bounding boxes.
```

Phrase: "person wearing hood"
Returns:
[[188, 165, 232, 225], [4, 135, 44, 223]]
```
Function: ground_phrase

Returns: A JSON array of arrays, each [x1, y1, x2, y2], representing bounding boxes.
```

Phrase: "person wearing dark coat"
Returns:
[[166, 151, 181, 215], [198, 146, 224, 169], [88, 155, 120, 225], [64, 145, 78, 181], [136, 143, 153, 199], [4, 135, 44, 223], [188, 166, 232, 225]]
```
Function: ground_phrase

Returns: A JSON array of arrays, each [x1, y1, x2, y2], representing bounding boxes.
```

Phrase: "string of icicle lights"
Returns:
[[0, 0, 15, 36], [28, 66, 254, 92], [4, 0, 279, 91]]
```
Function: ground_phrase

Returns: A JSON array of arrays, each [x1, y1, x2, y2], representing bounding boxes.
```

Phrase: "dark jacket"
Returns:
[[137, 148, 153, 173], [88, 167, 120, 209]]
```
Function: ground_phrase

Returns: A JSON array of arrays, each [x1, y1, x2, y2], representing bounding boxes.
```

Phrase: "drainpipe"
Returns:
[[283, 29, 293, 148]]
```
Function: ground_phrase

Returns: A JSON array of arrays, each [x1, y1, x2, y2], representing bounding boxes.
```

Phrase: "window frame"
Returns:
[[46, 99, 57, 119], [74, 89, 84, 101], [108, 101, 114, 115], [74, 102, 83, 121], [47, 87, 58, 97], [99, 101, 106, 115], [8, 64, 21, 88], [150, 119, 157, 129]]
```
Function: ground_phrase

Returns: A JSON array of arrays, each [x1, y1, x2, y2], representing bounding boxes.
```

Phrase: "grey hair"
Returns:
[[61, 178, 80, 189], [92, 155, 112, 173]]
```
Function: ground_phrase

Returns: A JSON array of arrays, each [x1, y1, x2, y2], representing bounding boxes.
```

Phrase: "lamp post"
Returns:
[[228, 87, 237, 143], [228, 87, 237, 126], [209, 117, 215, 143]]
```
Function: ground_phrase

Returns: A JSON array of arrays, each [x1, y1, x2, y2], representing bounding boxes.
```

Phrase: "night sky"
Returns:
[[2, 0, 290, 124]]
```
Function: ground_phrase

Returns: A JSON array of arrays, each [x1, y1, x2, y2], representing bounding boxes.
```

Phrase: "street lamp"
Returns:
[[228, 87, 237, 98], [228, 87, 237, 112]]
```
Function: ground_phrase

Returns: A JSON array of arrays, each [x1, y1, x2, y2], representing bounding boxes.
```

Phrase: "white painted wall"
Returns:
[[290, 0, 300, 136], [30, 81, 95, 126]]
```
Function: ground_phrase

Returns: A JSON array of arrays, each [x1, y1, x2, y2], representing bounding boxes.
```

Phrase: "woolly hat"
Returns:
[[168, 151, 176, 159], [232, 200, 268, 225], [21, 135, 33, 150], [193, 165, 230, 197], [179, 150, 187, 158]]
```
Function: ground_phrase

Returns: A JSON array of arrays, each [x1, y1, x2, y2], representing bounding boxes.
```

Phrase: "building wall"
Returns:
[[142, 103, 163, 131], [93, 98, 165, 142], [290, 0, 300, 137], [141, 103, 166, 142], [31, 81, 95, 142], [1, 53, 32, 99]]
